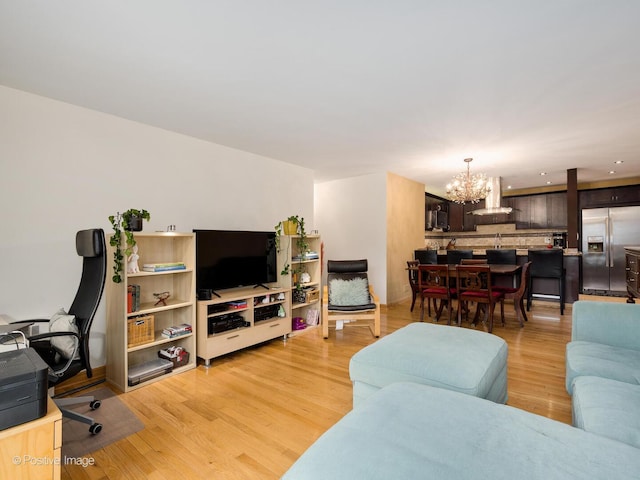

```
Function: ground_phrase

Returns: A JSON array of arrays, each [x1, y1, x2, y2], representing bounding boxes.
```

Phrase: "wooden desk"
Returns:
[[0, 397, 62, 480]]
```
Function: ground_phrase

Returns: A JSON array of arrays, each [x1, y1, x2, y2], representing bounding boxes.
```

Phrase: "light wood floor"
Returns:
[[62, 296, 597, 480]]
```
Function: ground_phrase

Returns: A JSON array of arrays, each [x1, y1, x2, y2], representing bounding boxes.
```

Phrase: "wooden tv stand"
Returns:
[[196, 286, 291, 366]]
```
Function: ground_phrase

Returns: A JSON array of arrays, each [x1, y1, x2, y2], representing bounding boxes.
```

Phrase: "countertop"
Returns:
[[433, 248, 582, 256]]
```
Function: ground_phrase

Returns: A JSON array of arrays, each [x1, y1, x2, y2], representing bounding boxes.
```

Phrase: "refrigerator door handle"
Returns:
[[607, 216, 612, 268]]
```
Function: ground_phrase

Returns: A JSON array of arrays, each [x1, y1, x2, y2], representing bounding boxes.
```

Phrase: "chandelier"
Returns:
[[445, 158, 491, 204]]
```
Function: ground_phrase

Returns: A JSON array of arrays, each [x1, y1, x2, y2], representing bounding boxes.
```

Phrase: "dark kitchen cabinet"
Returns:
[[547, 192, 568, 228], [580, 185, 640, 208], [503, 192, 567, 229], [529, 195, 547, 228], [446, 191, 568, 231], [448, 202, 464, 231], [505, 196, 531, 229]]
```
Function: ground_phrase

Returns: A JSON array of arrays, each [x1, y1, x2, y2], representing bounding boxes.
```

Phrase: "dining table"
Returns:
[[409, 263, 524, 327]]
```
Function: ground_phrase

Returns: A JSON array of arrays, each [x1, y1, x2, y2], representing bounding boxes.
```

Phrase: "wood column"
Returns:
[[567, 168, 578, 248]]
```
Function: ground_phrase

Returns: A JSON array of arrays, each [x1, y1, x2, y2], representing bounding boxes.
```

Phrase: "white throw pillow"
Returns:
[[49, 308, 80, 360], [329, 277, 371, 306]]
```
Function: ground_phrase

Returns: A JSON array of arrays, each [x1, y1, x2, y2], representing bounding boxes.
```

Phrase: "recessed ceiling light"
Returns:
[[507, 185, 512, 189], [540, 172, 547, 176], [546, 181, 552, 185], [609, 170, 616, 174], [614, 160, 624, 164]]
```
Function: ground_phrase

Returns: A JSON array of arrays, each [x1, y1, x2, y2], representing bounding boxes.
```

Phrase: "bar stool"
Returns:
[[486, 249, 517, 265], [526, 249, 565, 315], [446, 250, 473, 265], [415, 249, 438, 264], [487, 249, 518, 288]]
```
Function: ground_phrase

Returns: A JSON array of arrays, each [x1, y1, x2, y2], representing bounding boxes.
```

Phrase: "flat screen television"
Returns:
[[194, 229, 278, 293]]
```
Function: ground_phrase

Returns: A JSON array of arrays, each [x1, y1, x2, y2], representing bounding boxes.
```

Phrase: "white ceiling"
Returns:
[[1, 1, 639, 197]]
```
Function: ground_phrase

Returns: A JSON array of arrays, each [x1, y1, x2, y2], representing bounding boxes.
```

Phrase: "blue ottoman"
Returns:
[[349, 322, 508, 407]]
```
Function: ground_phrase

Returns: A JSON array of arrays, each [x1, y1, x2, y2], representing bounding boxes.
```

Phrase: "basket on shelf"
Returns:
[[127, 314, 155, 347], [293, 287, 319, 304]]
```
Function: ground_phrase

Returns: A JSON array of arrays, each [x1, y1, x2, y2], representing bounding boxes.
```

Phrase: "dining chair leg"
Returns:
[[519, 296, 528, 323], [487, 303, 495, 333]]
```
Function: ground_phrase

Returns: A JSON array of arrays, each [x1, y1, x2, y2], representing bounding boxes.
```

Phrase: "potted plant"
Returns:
[[275, 215, 309, 276], [108, 209, 151, 283]]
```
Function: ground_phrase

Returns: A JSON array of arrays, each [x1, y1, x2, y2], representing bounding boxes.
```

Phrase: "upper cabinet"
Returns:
[[445, 191, 568, 232], [580, 185, 640, 209]]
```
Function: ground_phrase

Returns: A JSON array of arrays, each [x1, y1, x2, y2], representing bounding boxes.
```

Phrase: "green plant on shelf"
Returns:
[[275, 215, 309, 276], [108, 208, 151, 283]]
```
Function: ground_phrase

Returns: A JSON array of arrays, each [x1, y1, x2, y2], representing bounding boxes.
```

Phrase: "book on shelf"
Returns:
[[142, 262, 186, 272], [161, 323, 193, 339], [292, 251, 319, 261], [127, 284, 141, 313], [306, 308, 320, 326]]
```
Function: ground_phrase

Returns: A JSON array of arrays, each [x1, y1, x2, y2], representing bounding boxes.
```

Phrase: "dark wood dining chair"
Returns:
[[455, 265, 504, 333], [418, 264, 455, 324], [407, 260, 420, 312], [494, 262, 531, 327]]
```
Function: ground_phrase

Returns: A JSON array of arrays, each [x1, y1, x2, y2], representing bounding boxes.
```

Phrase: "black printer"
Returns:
[[0, 347, 48, 430]]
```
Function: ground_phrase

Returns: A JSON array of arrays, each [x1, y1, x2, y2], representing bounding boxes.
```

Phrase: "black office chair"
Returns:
[[26, 229, 107, 434], [486, 249, 517, 265], [414, 249, 438, 264], [446, 250, 473, 265], [526, 249, 565, 315]]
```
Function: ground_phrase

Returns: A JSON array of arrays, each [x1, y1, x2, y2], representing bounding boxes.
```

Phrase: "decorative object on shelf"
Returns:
[[445, 158, 491, 204], [153, 291, 170, 306], [292, 317, 306, 330], [300, 272, 311, 284], [127, 245, 140, 274], [108, 208, 151, 283], [158, 345, 189, 368], [275, 215, 309, 275]]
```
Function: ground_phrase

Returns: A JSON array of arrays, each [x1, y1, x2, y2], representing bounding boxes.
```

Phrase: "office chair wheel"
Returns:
[[89, 423, 103, 435], [90, 399, 101, 410]]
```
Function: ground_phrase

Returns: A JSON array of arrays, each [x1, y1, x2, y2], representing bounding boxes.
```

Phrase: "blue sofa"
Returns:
[[566, 301, 640, 448], [282, 301, 640, 479], [282, 382, 640, 479]]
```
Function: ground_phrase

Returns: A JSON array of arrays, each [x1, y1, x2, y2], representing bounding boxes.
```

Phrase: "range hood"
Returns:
[[470, 177, 513, 215]]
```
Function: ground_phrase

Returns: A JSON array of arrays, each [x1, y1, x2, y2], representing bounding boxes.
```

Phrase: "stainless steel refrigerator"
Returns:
[[582, 206, 640, 294]]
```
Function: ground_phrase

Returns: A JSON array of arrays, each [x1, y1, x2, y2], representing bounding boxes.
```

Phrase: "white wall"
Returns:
[[314, 173, 387, 302], [0, 85, 314, 366]]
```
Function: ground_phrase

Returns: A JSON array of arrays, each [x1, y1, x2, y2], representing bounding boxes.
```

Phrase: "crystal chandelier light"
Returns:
[[445, 158, 491, 204]]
